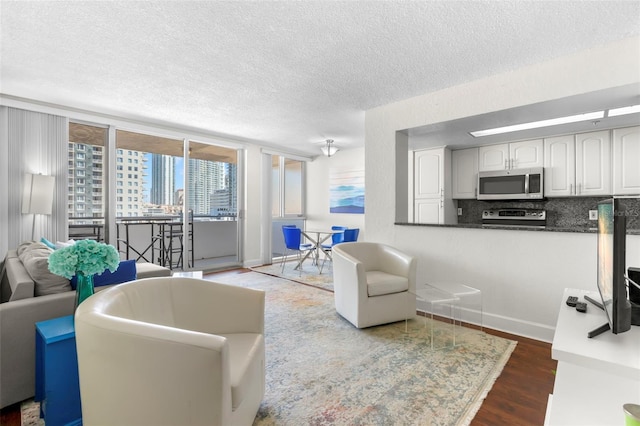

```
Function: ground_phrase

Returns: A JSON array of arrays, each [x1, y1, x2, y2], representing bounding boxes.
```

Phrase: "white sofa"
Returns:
[[75, 277, 265, 426], [332, 242, 417, 328]]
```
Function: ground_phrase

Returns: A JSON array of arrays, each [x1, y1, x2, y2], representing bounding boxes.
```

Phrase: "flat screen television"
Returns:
[[588, 198, 632, 337]]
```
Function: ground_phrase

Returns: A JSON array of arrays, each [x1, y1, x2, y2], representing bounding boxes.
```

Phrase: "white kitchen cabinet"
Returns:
[[414, 199, 442, 224], [544, 135, 575, 197], [451, 148, 478, 199], [544, 131, 611, 197], [575, 130, 611, 196], [413, 147, 456, 224], [414, 149, 443, 200], [478, 143, 509, 171], [613, 126, 640, 195], [478, 139, 543, 171]]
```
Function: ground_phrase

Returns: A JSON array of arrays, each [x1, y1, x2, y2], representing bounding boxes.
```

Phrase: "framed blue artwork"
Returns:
[[329, 169, 364, 214]]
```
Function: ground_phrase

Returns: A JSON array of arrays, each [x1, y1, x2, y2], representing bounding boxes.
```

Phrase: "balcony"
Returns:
[[68, 216, 238, 272]]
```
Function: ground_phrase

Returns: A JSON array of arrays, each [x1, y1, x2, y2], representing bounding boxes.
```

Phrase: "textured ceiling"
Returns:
[[1, 1, 639, 156]]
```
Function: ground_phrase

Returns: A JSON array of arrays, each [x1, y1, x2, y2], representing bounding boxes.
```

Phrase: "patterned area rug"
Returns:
[[20, 401, 41, 426], [22, 272, 516, 426], [216, 272, 516, 426], [251, 260, 334, 291]]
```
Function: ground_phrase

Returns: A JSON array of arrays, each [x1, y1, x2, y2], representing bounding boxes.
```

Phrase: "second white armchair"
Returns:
[[332, 242, 417, 328]]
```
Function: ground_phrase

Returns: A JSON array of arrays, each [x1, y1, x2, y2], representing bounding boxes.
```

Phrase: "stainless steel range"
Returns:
[[481, 208, 547, 228]]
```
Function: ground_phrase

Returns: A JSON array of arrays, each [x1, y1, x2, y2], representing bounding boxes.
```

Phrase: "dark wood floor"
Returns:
[[0, 268, 556, 426]]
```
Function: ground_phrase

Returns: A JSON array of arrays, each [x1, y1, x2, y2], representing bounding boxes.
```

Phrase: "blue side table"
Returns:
[[35, 315, 82, 426]]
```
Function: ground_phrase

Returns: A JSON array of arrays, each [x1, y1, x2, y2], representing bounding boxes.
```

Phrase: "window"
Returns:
[[272, 156, 304, 217], [68, 123, 107, 228]]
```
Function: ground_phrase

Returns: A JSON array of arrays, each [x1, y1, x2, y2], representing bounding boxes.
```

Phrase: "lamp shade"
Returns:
[[22, 173, 55, 215], [321, 139, 339, 157]]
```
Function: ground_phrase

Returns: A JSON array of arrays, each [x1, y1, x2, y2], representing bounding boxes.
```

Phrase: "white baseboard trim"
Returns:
[[418, 305, 555, 343], [482, 311, 555, 343]]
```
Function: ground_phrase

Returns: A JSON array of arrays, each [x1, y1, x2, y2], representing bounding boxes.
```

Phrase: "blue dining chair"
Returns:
[[319, 226, 347, 273], [281, 226, 315, 275], [343, 228, 360, 242]]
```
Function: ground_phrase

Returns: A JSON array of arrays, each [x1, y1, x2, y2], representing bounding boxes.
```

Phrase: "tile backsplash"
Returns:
[[457, 197, 640, 230]]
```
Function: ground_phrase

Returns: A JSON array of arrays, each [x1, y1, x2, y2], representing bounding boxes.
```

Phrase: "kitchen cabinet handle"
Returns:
[[570, 183, 573, 195], [504, 159, 508, 170]]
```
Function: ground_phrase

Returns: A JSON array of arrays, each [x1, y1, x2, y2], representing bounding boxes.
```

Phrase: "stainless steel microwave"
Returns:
[[477, 167, 544, 200]]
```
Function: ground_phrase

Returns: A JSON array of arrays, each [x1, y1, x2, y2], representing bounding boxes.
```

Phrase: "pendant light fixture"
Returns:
[[321, 139, 339, 157]]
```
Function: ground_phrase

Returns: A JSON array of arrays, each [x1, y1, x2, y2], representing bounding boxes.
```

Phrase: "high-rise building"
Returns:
[[150, 154, 175, 206], [68, 143, 147, 220], [116, 149, 146, 217], [187, 158, 223, 215], [67, 142, 103, 220]]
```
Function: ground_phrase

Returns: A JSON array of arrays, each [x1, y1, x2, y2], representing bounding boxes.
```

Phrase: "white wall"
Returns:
[[305, 147, 365, 239], [364, 36, 640, 342]]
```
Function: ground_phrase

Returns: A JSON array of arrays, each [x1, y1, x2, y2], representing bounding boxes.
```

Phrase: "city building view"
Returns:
[[67, 123, 238, 222]]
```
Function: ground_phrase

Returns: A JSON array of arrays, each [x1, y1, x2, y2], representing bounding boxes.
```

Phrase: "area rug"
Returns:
[[251, 260, 334, 291], [20, 401, 41, 426], [22, 272, 516, 426], [215, 272, 516, 426]]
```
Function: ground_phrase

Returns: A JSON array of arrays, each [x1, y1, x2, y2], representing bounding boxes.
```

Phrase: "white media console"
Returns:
[[545, 288, 640, 425]]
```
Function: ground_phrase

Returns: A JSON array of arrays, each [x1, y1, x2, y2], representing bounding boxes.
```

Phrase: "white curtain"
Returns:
[[0, 107, 68, 257]]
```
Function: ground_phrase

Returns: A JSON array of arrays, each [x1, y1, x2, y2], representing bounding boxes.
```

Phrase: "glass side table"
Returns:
[[429, 282, 483, 331], [408, 284, 461, 350]]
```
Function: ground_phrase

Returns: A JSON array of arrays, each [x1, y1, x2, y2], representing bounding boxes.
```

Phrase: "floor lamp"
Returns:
[[22, 173, 55, 241]]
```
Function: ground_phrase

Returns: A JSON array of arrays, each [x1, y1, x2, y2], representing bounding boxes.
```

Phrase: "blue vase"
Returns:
[[75, 273, 95, 308]]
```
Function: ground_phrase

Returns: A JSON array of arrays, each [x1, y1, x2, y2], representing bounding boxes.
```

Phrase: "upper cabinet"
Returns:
[[413, 147, 457, 224], [575, 130, 612, 196], [544, 130, 611, 197], [544, 135, 575, 197], [451, 147, 478, 199], [478, 139, 543, 171], [613, 126, 640, 195]]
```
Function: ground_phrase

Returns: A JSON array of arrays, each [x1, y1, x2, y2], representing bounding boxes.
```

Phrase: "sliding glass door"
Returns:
[[186, 140, 240, 269], [67, 121, 242, 271]]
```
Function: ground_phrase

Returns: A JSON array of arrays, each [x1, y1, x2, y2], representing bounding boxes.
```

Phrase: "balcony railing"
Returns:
[[68, 215, 238, 271]]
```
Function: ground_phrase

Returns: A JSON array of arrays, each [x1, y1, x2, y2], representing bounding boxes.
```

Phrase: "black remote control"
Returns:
[[576, 302, 587, 313], [566, 296, 578, 307]]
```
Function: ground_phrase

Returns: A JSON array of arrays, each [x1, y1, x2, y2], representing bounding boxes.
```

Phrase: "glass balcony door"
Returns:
[[186, 140, 240, 270], [67, 122, 242, 272]]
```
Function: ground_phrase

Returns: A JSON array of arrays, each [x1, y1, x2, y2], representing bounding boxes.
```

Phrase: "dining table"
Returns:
[[298, 229, 344, 273]]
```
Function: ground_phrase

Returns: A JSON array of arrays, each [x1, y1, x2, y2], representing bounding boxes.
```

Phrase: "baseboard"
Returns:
[[418, 305, 555, 343], [482, 311, 555, 343]]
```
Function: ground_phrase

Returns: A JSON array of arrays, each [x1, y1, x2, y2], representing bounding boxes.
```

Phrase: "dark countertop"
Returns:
[[394, 222, 640, 235]]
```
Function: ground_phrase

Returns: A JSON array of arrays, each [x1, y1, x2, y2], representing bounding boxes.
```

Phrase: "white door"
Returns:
[[544, 135, 575, 197], [478, 143, 509, 171], [613, 126, 640, 195], [452, 148, 478, 199], [511, 139, 544, 169], [575, 130, 611, 196]]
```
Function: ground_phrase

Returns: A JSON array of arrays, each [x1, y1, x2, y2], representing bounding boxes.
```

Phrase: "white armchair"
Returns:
[[74, 277, 265, 426], [332, 242, 417, 328]]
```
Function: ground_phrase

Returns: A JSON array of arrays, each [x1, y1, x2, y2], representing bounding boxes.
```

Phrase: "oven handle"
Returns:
[[524, 173, 530, 194]]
